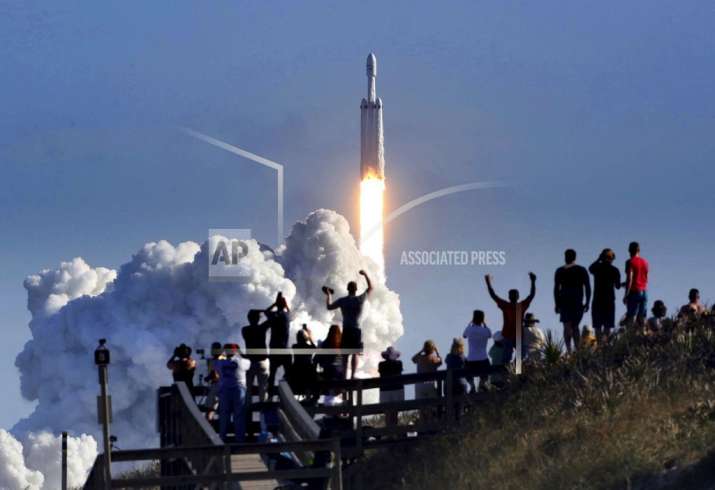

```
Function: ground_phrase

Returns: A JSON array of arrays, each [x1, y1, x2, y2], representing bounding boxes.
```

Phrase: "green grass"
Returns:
[[361, 319, 715, 489]]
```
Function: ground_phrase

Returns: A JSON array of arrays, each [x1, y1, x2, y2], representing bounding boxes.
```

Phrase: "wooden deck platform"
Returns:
[[231, 453, 279, 490]]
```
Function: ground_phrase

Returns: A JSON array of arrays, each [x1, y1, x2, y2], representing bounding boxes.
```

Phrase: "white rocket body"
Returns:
[[360, 53, 385, 180]]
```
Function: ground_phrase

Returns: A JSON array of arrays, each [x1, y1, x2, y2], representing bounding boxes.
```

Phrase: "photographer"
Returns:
[[166, 343, 198, 392]]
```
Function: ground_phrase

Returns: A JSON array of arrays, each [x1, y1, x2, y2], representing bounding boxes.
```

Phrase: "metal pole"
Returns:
[[61, 431, 68, 490], [516, 303, 523, 374], [99, 365, 112, 488]]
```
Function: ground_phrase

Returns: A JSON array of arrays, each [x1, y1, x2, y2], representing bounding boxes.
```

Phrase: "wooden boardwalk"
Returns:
[[231, 453, 278, 490]]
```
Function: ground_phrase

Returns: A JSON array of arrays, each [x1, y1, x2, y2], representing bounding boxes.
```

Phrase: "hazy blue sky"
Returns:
[[1, 1, 714, 427]]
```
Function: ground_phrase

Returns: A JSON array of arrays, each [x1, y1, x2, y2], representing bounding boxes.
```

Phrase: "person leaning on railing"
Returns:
[[378, 346, 404, 426]]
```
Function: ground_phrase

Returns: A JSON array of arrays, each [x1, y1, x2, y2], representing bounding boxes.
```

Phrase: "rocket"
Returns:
[[360, 53, 385, 180]]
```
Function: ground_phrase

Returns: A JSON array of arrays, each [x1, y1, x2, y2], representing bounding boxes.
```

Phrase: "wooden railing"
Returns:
[[84, 381, 342, 489]]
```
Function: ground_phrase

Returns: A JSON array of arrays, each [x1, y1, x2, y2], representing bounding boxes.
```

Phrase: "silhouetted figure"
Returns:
[[316, 325, 346, 388], [265, 293, 291, 397], [167, 343, 197, 392], [485, 272, 537, 363], [462, 310, 491, 391], [589, 248, 621, 342], [324, 270, 372, 379], [242, 309, 270, 403], [623, 242, 649, 330], [554, 249, 591, 353], [678, 289, 705, 323], [488, 332, 507, 389], [287, 324, 318, 401], [378, 346, 404, 426], [215, 343, 248, 442], [204, 341, 224, 419], [647, 300, 668, 334]]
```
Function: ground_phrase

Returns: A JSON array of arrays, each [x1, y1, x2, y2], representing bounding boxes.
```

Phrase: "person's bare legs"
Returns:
[[563, 322, 574, 352], [573, 321, 581, 349]]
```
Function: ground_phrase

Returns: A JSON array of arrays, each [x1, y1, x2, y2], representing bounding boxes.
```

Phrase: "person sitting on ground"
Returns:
[[378, 346, 404, 426], [523, 313, 546, 361], [265, 292, 292, 397], [287, 324, 318, 401], [646, 300, 668, 334], [167, 343, 197, 392], [485, 272, 537, 364], [214, 343, 249, 442], [324, 270, 373, 379], [589, 248, 622, 342], [580, 325, 597, 350], [462, 310, 492, 391], [445, 338, 471, 395], [678, 288, 706, 324], [488, 332, 507, 389], [554, 249, 591, 353], [623, 241, 649, 331], [412, 340, 442, 399], [203, 341, 224, 420], [242, 309, 270, 403]]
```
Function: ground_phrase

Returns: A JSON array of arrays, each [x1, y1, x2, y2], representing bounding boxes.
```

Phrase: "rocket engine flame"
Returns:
[[360, 177, 385, 273]]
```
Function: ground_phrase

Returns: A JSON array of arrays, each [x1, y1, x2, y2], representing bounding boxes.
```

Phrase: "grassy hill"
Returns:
[[362, 320, 715, 490]]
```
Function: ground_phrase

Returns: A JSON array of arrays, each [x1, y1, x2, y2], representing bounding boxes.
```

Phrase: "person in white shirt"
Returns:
[[462, 310, 492, 391]]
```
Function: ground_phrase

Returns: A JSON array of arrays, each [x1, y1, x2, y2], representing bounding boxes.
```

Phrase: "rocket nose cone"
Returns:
[[366, 53, 377, 77]]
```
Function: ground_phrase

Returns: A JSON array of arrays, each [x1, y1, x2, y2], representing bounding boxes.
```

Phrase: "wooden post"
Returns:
[[355, 379, 363, 456], [61, 431, 68, 490], [331, 437, 343, 490], [222, 445, 232, 490]]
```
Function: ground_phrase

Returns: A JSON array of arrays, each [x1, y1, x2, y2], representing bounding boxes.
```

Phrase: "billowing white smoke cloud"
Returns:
[[8, 209, 403, 487], [0, 430, 44, 490]]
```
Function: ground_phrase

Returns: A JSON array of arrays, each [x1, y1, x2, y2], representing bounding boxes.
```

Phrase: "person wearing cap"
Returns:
[[462, 310, 492, 391], [378, 346, 404, 426], [523, 313, 546, 361], [215, 343, 249, 442]]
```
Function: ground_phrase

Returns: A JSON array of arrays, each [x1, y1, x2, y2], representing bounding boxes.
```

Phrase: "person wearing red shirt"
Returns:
[[623, 241, 649, 329]]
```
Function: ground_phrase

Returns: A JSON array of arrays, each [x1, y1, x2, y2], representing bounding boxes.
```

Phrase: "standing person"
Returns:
[[445, 338, 471, 395], [554, 249, 591, 353], [378, 346, 404, 426], [462, 310, 492, 391], [485, 273, 537, 364], [589, 248, 622, 342], [242, 309, 270, 403], [678, 289, 706, 323], [166, 344, 197, 392], [215, 344, 248, 442], [324, 270, 373, 379], [488, 332, 507, 389], [287, 325, 318, 401], [265, 293, 291, 397], [523, 314, 546, 361], [203, 342, 224, 420], [316, 325, 346, 402], [623, 242, 649, 331], [411, 340, 442, 399]]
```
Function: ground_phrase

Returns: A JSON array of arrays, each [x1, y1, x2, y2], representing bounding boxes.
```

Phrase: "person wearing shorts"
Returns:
[[554, 249, 591, 353], [589, 248, 621, 342], [324, 270, 372, 379]]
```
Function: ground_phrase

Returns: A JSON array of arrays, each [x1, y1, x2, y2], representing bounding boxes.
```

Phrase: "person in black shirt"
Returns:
[[287, 324, 318, 401], [554, 249, 591, 353], [589, 248, 621, 342], [167, 343, 197, 392], [242, 309, 270, 403], [265, 292, 291, 397]]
